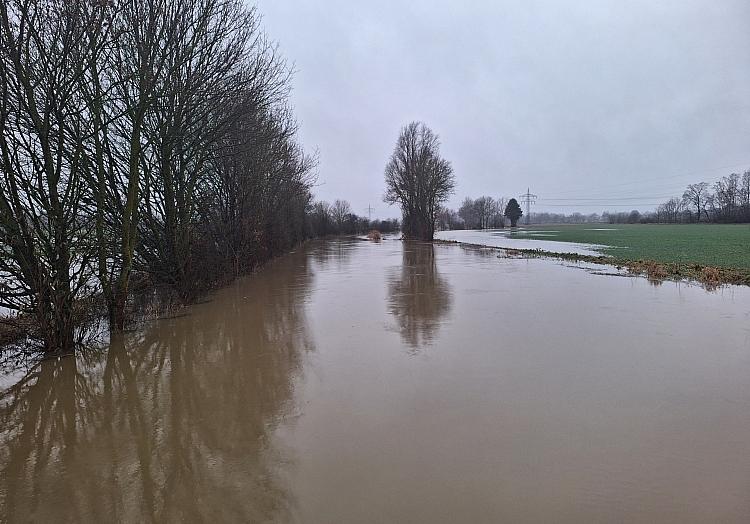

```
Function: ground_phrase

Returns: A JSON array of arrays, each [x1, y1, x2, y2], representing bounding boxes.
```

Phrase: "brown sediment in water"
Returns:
[[2, 239, 750, 523], [433, 238, 750, 287]]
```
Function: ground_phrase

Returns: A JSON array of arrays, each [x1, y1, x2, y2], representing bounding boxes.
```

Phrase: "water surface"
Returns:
[[2, 239, 750, 523], [435, 228, 605, 255]]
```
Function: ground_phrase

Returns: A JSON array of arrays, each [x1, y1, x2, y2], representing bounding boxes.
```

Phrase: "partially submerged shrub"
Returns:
[[628, 260, 668, 282], [645, 261, 668, 280], [367, 230, 382, 241], [700, 266, 722, 286]]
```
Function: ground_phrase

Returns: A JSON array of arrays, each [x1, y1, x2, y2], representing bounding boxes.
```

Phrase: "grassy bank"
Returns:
[[435, 238, 750, 288], [509, 224, 750, 268]]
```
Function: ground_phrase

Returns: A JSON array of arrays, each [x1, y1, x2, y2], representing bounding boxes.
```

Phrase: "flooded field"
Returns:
[[436, 225, 750, 269], [435, 228, 606, 256], [2, 239, 750, 523]]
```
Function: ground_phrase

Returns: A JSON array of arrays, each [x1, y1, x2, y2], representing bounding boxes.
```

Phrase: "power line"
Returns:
[[543, 160, 750, 197], [539, 195, 676, 201], [539, 171, 738, 202], [545, 180, 716, 199], [518, 188, 537, 225], [537, 203, 663, 207]]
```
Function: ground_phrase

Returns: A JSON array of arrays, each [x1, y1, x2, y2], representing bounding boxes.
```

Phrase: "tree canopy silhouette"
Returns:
[[383, 122, 455, 240], [504, 198, 523, 227]]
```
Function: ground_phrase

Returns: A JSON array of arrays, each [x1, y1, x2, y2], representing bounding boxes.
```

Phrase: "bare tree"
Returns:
[[204, 103, 315, 278], [0, 0, 103, 352], [436, 206, 461, 230], [136, 1, 283, 296], [740, 170, 750, 222], [495, 197, 508, 228], [330, 199, 352, 233], [713, 173, 740, 222], [0, 0, 316, 352], [383, 122, 454, 241], [657, 197, 683, 223], [458, 197, 479, 229], [80, 0, 182, 330], [475, 196, 495, 229], [682, 182, 709, 222], [458, 196, 503, 229], [309, 201, 332, 236]]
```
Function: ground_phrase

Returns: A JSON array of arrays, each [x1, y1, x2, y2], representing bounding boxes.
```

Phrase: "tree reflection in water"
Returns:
[[387, 243, 453, 351], [0, 250, 314, 523]]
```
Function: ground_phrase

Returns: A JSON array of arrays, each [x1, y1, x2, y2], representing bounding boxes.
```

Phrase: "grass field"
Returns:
[[511, 224, 750, 269]]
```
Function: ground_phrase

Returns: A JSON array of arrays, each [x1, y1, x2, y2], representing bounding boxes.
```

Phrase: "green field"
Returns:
[[511, 224, 750, 269]]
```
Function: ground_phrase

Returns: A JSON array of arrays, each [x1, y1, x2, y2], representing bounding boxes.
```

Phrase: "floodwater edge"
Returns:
[[432, 238, 750, 288]]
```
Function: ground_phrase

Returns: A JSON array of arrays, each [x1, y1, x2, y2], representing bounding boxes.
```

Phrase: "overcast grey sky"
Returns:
[[257, 0, 750, 217]]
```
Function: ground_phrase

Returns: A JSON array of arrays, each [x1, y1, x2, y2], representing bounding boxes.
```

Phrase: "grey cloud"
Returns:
[[257, 0, 750, 215]]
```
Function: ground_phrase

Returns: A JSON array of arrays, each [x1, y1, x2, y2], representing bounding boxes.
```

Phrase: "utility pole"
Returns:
[[365, 204, 375, 222], [518, 188, 537, 225]]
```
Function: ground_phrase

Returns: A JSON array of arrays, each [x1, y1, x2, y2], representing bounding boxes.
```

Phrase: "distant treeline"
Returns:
[[439, 170, 750, 229], [639, 171, 750, 224], [600, 171, 750, 224], [309, 199, 400, 236], [437, 196, 509, 230], [438, 196, 605, 229]]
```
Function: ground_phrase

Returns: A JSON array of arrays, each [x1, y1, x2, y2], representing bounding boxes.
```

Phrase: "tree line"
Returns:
[[600, 171, 750, 224], [435, 196, 526, 230], [309, 199, 399, 237], [440, 196, 507, 229], [0, 0, 318, 353], [435, 170, 750, 228], [652, 171, 750, 224]]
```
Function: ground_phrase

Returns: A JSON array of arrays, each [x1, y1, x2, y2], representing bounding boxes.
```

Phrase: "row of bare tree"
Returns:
[[455, 196, 509, 229], [308, 199, 400, 236], [667, 172, 750, 223], [635, 171, 750, 224], [0, 0, 315, 353]]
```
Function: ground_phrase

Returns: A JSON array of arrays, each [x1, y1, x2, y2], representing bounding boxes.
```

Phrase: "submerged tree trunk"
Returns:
[[110, 113, 145, 333], [110, 287, 129, 333], [35, 281, 75, 354]]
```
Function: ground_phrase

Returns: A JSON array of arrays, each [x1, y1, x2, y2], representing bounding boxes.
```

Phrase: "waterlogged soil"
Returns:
[[2, 239, 750, 523]]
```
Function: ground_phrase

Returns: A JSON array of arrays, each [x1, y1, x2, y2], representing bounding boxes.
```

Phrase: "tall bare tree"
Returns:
[[458, 197, 479, 229], [383, 122, 454, 241], [0, 0, 104, 352], [713, 173, 740, 222], [682, 182, 709, 223], [103, 0, 182, 330], [330, 199, 351, 233], [657, 197, 683, 223]]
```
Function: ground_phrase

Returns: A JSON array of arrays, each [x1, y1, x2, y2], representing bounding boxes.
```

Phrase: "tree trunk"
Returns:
[[110, 285, 128, 332], [36, 287, 75, 355], [111, 112, 144, 333]]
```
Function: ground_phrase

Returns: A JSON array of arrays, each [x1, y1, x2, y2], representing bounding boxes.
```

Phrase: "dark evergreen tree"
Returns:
[[504, 198, 523, 227]]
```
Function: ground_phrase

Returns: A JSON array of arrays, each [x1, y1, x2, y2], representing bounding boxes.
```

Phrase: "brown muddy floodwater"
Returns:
[[2, 239, 750, 523]]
